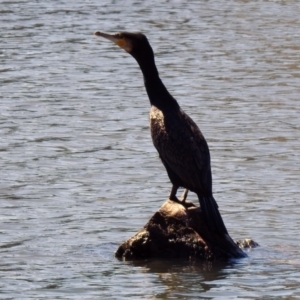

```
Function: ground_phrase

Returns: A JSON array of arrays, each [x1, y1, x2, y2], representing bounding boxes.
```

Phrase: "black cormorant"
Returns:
[[94, 31, 228, 236]]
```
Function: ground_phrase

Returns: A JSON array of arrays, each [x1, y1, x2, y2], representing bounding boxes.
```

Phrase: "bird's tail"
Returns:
[[197, 195, 228, 235]]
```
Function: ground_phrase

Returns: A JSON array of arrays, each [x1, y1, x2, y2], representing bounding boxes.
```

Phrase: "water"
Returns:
[[1, 0, 300, 298]]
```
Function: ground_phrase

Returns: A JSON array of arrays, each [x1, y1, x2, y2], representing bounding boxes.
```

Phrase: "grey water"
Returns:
[[1, 0, 300, 298]]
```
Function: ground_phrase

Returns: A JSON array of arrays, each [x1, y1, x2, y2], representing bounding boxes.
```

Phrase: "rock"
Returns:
[[115, 199, 252, 261], [236, 238, 259, 249]]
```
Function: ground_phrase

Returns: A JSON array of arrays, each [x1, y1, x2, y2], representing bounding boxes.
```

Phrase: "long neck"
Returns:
[[134, 53, 179, 111]]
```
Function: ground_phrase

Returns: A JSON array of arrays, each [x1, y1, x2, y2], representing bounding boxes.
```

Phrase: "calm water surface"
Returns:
[[1, 0, 300, 298]]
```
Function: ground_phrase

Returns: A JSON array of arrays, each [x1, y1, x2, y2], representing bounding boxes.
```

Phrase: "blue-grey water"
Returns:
[[1, 0, 300, 299]]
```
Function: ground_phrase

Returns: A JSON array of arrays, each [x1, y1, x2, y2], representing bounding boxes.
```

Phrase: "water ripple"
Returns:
[[1, 0, 300, 298]]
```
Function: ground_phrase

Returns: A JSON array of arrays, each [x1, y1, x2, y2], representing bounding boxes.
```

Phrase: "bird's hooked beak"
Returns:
[[94, 31, 132, 52]]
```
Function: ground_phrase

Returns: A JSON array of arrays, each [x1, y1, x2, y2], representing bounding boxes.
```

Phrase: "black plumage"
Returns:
[[94, 31, 228, 235]]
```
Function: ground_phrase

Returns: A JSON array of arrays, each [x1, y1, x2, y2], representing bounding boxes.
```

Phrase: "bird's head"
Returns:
[[94, 31, 154, 63]]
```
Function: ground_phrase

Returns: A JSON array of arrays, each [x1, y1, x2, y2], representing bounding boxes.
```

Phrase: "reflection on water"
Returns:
[[1, 0, 300, 298]]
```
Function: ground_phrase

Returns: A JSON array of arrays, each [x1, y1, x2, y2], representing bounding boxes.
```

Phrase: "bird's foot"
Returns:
[[179, 189, 188, 203], [169, 186, 188, 204], [169, 196, 181, 203], [169, 189, 188, 204]]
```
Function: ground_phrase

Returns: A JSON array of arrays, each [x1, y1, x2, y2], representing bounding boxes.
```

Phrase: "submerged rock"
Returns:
[[116, 200, 253, 261]]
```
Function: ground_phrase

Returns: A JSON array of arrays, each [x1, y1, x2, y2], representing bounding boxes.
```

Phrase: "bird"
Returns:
[[94, 31, 228, 236]]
